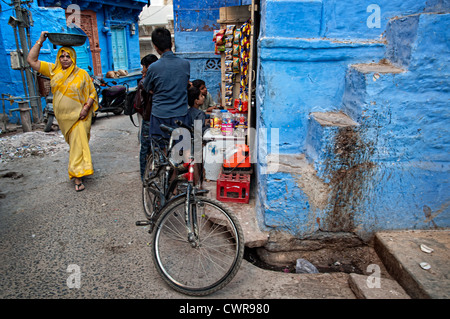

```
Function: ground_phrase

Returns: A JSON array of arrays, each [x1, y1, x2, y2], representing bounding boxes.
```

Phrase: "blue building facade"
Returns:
[[174, 0, 450, 239], [256, 0, 450, 239], [0, 0, 147, 123]]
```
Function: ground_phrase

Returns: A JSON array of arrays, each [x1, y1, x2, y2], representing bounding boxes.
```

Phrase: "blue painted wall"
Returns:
[[256, 0, 450, 239], [171, 0, 449, 238], [0, 0, 145, 123]]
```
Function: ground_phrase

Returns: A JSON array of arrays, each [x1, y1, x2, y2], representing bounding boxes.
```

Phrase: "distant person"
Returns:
[[192, 79, 219, 113], [135, 54, 158, 180], [143, 27, 190, 140], [27, 31, 97, 192]]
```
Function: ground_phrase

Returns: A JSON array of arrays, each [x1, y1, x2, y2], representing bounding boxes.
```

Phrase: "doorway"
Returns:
[[65, 10, 102, 76]]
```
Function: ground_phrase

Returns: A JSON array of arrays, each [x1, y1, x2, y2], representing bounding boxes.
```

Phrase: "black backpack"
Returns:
[[124, 88, 139, 126]]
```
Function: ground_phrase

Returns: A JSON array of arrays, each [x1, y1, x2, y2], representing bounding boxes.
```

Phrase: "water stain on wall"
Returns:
[[323, 126, 377, 232]]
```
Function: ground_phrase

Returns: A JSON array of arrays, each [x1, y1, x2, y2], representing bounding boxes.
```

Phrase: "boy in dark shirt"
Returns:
[[187, 86, 208, 188], [187, 86, 209, 134]]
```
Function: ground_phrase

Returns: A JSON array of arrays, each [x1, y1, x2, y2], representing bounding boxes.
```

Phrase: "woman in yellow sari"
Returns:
[[28, 31, 98, 192]]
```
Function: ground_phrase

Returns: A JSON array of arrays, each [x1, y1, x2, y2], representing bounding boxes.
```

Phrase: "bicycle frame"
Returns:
[[140, 121, 211, 244]]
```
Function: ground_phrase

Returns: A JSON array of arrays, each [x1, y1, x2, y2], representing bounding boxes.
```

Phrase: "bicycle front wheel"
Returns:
[[152, 196, 244, 296]]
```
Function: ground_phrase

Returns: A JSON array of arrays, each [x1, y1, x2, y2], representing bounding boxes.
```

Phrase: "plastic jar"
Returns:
[[210, 109, 221, 135], [221, 110, 233, 136], [234, 112, 247, 137]]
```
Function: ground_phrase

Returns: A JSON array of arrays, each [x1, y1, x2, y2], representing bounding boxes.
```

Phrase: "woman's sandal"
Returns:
[[75, 182, 85, 192]]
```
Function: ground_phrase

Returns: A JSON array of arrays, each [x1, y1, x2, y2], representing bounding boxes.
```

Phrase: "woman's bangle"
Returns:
[[36, 40, 42, 46]]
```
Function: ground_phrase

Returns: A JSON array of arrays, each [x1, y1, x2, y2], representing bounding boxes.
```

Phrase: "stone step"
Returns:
[[342, 60, 406, 123], [385, 12, 450, 71], [305, 111, 359, 179], [348, 273, 410, 299], [374, 230, 450, 299]]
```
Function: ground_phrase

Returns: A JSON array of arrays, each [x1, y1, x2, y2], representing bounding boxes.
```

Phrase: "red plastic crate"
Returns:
[[216, 172, 250, 204]]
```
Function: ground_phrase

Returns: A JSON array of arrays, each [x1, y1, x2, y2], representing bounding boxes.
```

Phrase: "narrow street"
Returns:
[[0, 114, 356, 300]]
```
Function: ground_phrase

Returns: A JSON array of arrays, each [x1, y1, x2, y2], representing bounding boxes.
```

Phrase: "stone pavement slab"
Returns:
[[374, 229, 450, 299]]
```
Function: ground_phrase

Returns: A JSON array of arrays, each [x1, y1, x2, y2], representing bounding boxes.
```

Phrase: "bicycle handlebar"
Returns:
[[175, 120, 194, 134], [159, 123, 175, 134]]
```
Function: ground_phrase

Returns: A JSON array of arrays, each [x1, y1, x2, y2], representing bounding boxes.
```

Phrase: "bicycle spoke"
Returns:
[[160, 215, 187, 243]]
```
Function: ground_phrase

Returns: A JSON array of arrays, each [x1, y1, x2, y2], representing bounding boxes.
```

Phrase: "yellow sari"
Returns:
[[39, 47, 98, 179]]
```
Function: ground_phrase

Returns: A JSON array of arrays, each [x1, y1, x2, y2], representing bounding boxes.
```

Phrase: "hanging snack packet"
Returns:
[[234, 28, 241, 44], [233, 43, 239, 57], [225, 72, 235, 84], [225, 48, 233, 60], [225, 96, 233, 107], [225, 84, 234, 95], [225, 60, 233, 72], [225, 35, 233, 48], [225, 25, 236, 35], [213, 29, 226, 54], [232, 57, 240, 73]]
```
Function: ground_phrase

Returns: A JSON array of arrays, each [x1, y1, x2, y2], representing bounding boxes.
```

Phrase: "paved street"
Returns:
[[0, 114, 356, 301]]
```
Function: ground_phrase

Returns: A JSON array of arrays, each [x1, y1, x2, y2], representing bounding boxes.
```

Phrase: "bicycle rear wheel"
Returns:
[[152, 196, 244, 296], [142, 152, 164, 220]]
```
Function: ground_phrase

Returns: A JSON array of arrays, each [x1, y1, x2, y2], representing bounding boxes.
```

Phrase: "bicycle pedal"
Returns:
[[135, 220, 151, 226]]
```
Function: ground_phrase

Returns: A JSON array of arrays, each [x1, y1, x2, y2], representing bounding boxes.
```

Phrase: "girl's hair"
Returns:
[[141, 54, 158, 67], [188, 86, 201, 107]]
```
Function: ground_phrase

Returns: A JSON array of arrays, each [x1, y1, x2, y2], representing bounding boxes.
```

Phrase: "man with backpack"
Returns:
[[143, 27, 191, 140]]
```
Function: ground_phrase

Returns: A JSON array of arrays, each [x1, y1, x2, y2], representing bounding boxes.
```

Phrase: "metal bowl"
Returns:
[[46, 33, 87, 47]]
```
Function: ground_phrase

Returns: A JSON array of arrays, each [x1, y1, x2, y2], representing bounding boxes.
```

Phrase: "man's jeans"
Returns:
[[140, 120, 151, 180]]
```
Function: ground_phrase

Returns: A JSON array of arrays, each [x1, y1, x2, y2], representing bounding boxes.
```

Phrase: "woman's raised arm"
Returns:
[[27, 31, 48, 71]]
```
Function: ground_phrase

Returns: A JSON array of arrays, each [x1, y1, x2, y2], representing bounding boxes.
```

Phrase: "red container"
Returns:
[[216, 172, 250, 204]]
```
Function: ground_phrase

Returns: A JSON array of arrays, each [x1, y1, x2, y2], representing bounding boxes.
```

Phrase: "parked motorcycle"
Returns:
[[88, 66, 128, 123]]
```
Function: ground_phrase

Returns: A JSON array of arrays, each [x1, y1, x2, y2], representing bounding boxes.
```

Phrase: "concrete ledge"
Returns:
[[352, 60, 406, 74], [310, 111, 359, 127]]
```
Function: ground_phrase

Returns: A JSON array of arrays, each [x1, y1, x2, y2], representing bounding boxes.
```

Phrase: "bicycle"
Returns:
[[141, 134, 174, 224], [137, 121, 244, 296]]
